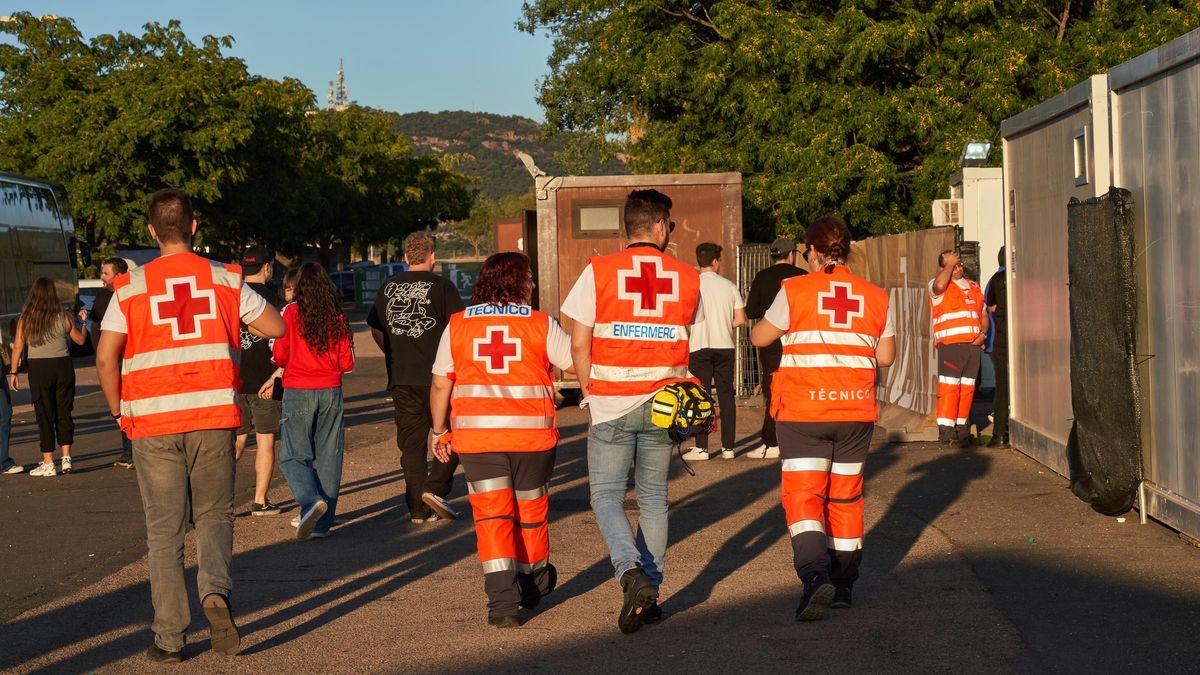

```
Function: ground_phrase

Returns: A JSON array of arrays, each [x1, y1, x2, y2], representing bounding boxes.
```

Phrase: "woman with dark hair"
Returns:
[[751, 215, 896, 621], [272, 263, 354, 540], [429, 251, 573, 627], [9, 278, 87, 476]]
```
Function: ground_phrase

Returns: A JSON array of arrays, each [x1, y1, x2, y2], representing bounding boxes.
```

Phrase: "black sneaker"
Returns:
[[617, 566, 658, 634], [795, 573, 835, 621], [986, 436, 1010, 449], [249, 501, 281, 516], [145, 644, 183, 663], [114, 455, 134, 469], [201, 593, 241, 655], [519, 563, 557, 610], [831, 586, 852, 609], [488, 615, 521, 628], [644, 600, 664, 624]]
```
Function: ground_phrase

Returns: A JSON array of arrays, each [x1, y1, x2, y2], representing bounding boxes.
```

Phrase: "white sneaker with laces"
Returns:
[[681, 447, 711, 461], [746, 445, 780, 459], [29, 461, 57, 477], [2, 463, 23, 474], [60, 456, 73, 474], [720, 448, 736, 459]]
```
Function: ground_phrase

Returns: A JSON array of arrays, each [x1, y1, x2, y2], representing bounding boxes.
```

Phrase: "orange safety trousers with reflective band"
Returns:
[[447, 304, 557, 454], [930, 278, 984, 346], [771, 265, 890, 423], [588, 246, 701, 396], [935, 343, 980, 429], [113, 253, 242, 439]]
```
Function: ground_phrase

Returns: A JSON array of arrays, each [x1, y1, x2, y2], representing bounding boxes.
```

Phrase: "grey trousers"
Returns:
[[133, 429, 235, 652]]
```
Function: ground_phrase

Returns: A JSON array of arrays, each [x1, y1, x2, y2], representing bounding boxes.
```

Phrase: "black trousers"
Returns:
[[991, 347, 1010, 441], [391, 384, 459, 519], [27, 356, 75, 453], [757, 345, 782, 447], [689, 348, 736, 450]]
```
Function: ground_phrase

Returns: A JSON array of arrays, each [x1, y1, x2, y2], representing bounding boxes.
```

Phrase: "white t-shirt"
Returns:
[[561, 261, 705, 425], [763, 281, 896, 338], [431, 311, 574, 376], [102, 277, 268, 334], [689, 271, 745, 351]]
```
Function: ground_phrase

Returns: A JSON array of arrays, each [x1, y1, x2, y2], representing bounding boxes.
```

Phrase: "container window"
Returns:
[[572, 200, 624, 238], [1073, 128, 1088, 186]]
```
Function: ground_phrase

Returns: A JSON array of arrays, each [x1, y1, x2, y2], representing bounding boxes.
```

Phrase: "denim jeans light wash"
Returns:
[[587, 398, 673, 588], [133, 430, 235, 652], [280, 387, 345, 535]]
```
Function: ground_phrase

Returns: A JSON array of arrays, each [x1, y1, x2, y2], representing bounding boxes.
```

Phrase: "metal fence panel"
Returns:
[[735, 243, 772, 401]]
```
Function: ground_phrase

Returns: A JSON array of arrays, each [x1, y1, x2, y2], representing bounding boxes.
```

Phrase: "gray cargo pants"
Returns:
[[133, 429, 235, 652]]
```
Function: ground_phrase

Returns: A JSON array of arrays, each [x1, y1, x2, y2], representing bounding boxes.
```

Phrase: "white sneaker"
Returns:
[[720, 448, 736, 459], [60, 456, 73, 474], [29, 461, 57, 477], [746, 444, 780, 459], [293, 515, 346, 528], [2, 463, 23, 474], [681, 447, 711, 461]]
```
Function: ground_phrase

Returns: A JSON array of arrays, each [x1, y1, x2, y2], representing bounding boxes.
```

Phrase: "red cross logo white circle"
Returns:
[[473, 325, 522, 374], [817, 281, 865, 329], [617, 255, 679, 318], [150, 277, 217, 340]]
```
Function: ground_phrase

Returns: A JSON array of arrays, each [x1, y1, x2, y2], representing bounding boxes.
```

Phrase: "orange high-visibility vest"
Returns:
[[772, 265, 890, 423], [589, 245, 701, 397], [930, 278, 984, 346], [448, 303, 557, 453], [113, 252, 243, 439]]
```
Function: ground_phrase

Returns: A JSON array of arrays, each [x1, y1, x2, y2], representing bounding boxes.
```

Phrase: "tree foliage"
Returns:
[[0, 13, 471, 259], [519, 1, 1200, 239]]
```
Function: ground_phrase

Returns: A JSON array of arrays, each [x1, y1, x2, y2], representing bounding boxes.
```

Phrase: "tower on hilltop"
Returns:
[[326, 58, 349, 111]]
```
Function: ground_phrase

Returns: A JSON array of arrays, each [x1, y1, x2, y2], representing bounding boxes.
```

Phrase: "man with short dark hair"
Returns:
[[90, 256, 134, 468], [563, 188, 703, 633], [96, 188, 285, 663], [744, 237, 806, 459], [368, 231, 463, 523], [985, 246, 1010, 448], [682, 242, 746, 460]]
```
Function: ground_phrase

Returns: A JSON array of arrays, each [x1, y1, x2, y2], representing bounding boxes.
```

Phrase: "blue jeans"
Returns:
[[588, 398, 673, 587], [279, 388, 344, 535], [0, 378, 13, 470]]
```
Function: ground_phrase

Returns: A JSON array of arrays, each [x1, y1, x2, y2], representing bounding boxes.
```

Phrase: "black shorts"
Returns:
[[237, 393, 281, 436]]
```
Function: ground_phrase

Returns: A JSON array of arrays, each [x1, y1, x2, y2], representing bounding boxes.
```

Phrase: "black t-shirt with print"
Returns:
[[367, 270, 464, 388], [240, 281, 285, 394]]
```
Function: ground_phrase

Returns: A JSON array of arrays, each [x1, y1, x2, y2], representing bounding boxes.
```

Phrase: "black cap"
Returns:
[[240, 245, 273, 268], [769, 237, 796, 256]]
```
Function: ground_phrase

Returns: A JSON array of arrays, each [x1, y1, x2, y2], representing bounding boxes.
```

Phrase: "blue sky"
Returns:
[[3, 1, 554, 119]]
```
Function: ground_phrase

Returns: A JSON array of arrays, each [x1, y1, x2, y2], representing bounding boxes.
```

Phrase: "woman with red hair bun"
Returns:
[[429, 252, 574, 627], [751, 216, 897, 621]]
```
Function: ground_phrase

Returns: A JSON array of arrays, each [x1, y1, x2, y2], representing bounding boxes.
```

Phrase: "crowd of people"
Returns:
[[0, 186, 1005, 662]]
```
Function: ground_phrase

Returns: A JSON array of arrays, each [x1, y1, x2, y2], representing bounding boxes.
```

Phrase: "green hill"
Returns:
[[387, 110, 626, 200]]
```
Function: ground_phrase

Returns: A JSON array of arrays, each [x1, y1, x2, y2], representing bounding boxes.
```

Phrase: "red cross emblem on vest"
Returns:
[[473, 325, 521, 374], [150, 277, 218, 341], [817, 281, 864, 329], [617, 255, 679, 318]]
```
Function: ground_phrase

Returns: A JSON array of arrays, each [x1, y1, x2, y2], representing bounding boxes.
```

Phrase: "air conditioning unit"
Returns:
[[932, 199, 962, 227]]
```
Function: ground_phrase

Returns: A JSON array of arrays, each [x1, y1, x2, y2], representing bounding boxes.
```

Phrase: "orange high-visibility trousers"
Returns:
[[778, 421, 871, 587], [935, 342, 981, 442], [460, 450, 556, 620]]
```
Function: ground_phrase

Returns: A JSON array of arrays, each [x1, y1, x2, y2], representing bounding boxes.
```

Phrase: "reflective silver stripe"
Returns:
[[514, 484, 548, 501], [468, 476, 513, 494], [788, 520, 826, 537], [779, 354, 876, 370], [782, 457, 831, 472], [454, 415, 554, 430], [123, 388, 236, 417], [115, 267, 149, 302], [518, 558, 548, 574], [209, 262, 241, 289], [592, 321, 689, 342], [937, 375, 959, 385], [781, 330, 878, 348], [122, 344, 238, 375], [955, 417, 967, 425], [960, 377, 976, 386], [828, 536, 863, 551], [481, 557, 516, 574], [590, 364, 688, 381], [453, 384, 550, 400], [831, 462, 864, 476], [936, 417, 956, 426], [933, 310, 979, 324], [934, 326, 979, 340]]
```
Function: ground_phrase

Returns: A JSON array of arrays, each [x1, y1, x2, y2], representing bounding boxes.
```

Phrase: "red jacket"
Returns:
[[272, 303, 354, 389]]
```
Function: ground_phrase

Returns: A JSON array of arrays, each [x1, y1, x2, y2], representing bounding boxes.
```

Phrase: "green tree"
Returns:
[[448, 189, 536, 258], [520, 1, 1200, 239]]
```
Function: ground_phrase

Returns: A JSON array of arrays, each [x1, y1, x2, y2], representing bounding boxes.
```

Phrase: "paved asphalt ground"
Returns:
[[1, 322, 1198, 673]]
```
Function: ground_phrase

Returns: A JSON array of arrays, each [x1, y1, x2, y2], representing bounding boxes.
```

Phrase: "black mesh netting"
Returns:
[[1065, 188, 1143, 516]]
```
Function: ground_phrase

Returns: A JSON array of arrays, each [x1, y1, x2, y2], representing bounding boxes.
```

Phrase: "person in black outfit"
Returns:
[[744, 237, 806, 459], [90, 257, 135, 468], [368, 231, 464, 523], [985, 246, 1010, 448]]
